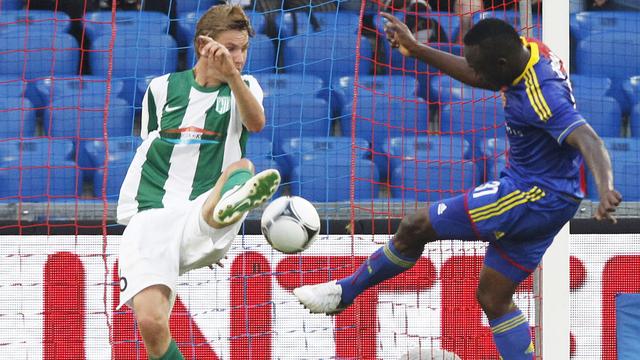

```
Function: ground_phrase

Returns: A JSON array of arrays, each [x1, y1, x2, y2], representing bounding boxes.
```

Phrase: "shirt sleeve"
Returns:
[[526, 78, 586, 144], [140, 84, 159, 140]]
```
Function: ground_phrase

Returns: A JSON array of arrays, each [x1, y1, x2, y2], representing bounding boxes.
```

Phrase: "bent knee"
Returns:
[[397, 210, 437, 243], [136, 310, 169, 336]]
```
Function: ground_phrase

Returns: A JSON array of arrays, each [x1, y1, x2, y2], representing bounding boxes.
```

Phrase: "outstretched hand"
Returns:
[[380, 12, 417, 57], [595, 189, 622, 224], [197, 35, 239, 81]]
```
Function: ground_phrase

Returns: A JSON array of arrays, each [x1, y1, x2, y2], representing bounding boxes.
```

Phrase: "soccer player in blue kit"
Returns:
[[294, 14, 623, 359]]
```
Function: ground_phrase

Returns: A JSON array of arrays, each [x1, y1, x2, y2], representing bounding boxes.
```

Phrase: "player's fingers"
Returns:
[[380, 12, 400, 25]]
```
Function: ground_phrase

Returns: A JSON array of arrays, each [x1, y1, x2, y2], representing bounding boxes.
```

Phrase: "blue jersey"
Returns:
[[502, 38, 586, 199]]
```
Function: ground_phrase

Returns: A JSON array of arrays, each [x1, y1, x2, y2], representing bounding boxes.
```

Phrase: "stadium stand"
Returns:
[[0, 138, 79, 201], [586, 137, 639, 201], [82, 137, 141, 199], [574, 94, 623, 138], [387, 135, 476, 201], [0, 31, 79, 79], [82, 11, 171, 42], [0, 97, 37, 139], [291, 156, 379, 201], [0, 9, 72, 33]]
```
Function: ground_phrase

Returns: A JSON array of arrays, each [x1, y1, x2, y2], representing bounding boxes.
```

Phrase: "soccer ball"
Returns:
[[261, 196, 320, 254]]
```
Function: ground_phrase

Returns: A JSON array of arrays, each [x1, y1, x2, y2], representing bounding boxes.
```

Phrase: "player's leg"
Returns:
[[293, 207, 434, 314], [294, 192, 475, 314], [131, 285, 184, 359], [477, 265, 534, 360], [201, 158, 280, 229]]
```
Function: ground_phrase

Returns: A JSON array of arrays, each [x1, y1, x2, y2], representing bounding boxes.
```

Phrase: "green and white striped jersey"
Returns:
[[117, 70, 263, 225]]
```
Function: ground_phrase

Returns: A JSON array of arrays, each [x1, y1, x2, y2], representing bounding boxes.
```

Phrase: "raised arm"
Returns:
[[565, 124, 622, 223], [380, 12, 493, 90]]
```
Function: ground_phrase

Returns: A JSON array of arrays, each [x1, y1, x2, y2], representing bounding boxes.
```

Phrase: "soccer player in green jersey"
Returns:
[[115, 5, 280, 359]]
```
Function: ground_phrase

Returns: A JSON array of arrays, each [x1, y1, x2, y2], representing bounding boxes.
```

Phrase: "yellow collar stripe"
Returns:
[[511, 37, 540, 86]]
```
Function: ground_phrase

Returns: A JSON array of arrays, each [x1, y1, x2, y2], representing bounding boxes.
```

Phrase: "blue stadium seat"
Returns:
[[387, 135, 476, 201], [281, 136, 370, 175], [291, 157, 379, 201], [91, 33, 178, 77], [283, 30, 374, 84], [586, 137, 639, 201], [244, 137, 285, 196], [35, 76, 125, 108], [342, 91, 429, 146], [262, 95, 332, 151], [0, 76, 29, 102], [574, 95, 623, 138], [483, 137, 509, 181], [175, 0, 219, 17], [0, 97, 37, 139], [631, 104, 640, 138], [384, 134, 473, 175], [0, 10, 72, 33], [623, 75, 640, 108], [571, 11, 640, 42], [244, 34, 277, 73], [569, 74, 613, 99], [0, 138, 80, 201], [91, 33, 177, 108], [83, 11, 171, 42], [284, 10, 360, 37], [387, 43, 462, 100], [0, 0, 22, 10], [334, 75, 419, 111], [0, 31, 79, 79], [255, 73, 324, 98], [83, 137, 141, 199], [575, 31, 640, 114], [390, 160, 476, 202], [472, 10, 541, 39], [43, 95, 133, 138]]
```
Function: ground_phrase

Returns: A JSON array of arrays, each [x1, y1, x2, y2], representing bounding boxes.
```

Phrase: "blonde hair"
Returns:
[[194, 4, 254, 58]]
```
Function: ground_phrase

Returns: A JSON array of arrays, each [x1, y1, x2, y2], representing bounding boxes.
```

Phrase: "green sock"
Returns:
[[150, 339, 184, 360], [220, 168, 253, 197]]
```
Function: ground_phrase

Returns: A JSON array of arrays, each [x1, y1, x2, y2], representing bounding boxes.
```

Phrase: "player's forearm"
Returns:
[[582, 138, 615, 195], [407, 43, 493, 89], [227, 74, 265, 132], [574, 128, 615, 195]]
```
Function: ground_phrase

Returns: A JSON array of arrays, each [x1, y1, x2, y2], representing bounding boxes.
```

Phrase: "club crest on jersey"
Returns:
[[215, 96, 231, 114]]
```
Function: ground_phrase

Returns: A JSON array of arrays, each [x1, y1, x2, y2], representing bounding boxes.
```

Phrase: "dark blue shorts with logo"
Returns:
[[428, 177, 580, 283]]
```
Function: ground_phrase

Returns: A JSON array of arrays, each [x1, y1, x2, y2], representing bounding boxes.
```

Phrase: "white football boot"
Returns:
[[213, 169, 280, 226], [293, 280, 349, 315]]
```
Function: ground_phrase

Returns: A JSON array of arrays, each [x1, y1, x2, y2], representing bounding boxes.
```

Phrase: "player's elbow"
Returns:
[[245, 115, 265, 132]]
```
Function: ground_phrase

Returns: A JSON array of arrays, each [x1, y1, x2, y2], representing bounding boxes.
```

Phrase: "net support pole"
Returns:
[[534, 1, 571, 359]]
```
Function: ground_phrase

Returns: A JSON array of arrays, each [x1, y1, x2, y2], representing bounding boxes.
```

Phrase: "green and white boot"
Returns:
[[213, 169, 281, 226]]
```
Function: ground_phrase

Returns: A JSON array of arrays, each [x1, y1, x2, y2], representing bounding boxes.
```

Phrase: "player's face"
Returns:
[[464, 44, 505, 90], [215, 30, 249, 72]]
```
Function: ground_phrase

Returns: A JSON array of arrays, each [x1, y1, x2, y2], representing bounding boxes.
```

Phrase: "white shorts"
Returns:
[[116, 190, 246, 311]]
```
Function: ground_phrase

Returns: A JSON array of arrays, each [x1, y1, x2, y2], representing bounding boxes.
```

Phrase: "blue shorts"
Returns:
[[428, 177, 580, 283]]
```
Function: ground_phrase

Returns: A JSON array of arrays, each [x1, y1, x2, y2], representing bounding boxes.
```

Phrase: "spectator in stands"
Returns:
[[115, 5, 280, 360]]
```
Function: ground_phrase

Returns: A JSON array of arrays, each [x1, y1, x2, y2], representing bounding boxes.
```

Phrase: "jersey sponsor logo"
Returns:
[[215, 96, 231, 114], [437, 203, 447, 215], [494, 230, 505, 240], [505, 124, 525, 137]]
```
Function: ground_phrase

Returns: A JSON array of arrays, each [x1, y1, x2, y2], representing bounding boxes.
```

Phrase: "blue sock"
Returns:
[[337, 240, 419, 304], [489, 309, 534, 360]]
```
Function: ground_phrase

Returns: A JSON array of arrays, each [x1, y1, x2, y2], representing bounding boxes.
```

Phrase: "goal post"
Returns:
[[534, 0, 571, 358]]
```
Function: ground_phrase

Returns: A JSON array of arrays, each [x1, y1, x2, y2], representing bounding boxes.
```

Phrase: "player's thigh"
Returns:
[[429, 191, 480, 241], [118, 208, 186, 310], [179, 191, 246, 273], [480, 183, 580, 283]]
